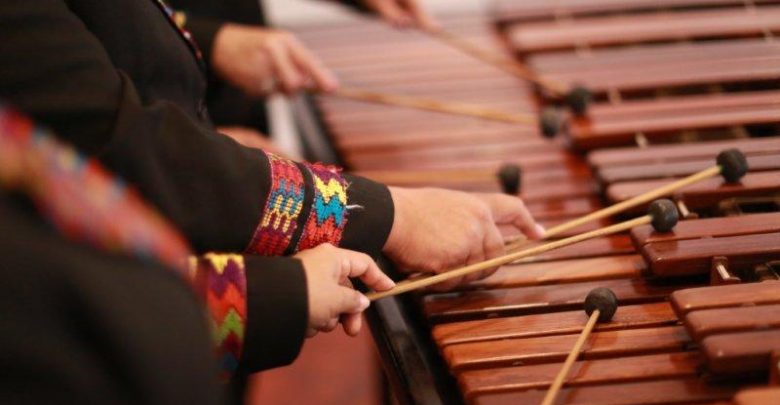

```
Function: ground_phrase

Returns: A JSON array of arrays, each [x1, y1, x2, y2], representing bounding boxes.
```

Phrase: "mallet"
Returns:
[[540, 288, 619, 405], [426, 29, 592, 117], [366, 199, 678, 300], [538, 149, 748, 241]]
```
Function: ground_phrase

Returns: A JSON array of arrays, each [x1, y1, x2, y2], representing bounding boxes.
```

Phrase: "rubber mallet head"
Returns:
[[584, 287, 618, 322], [648, 199, 679, 233], [716, 149, 749, 183], [566, 86, 592, 117], [497, 164, 522, 195], [539, 107, 562, 138]]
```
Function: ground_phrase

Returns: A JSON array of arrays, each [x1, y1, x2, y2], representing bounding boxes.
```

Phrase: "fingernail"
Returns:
[[534, 223, 547, 238], [359, 295, 370, 309]]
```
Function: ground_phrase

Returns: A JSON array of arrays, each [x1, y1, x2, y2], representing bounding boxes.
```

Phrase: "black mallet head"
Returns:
[[648, 199, 679, 233], [497, 164, 522, 195], [566, 85, 592, 117], [584, 287, 618, 322], [716, 149, 749, 183], [539, 107, 562, 138]]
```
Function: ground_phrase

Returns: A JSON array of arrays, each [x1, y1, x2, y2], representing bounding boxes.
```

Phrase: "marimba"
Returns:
[[292, 2, 780, 404]]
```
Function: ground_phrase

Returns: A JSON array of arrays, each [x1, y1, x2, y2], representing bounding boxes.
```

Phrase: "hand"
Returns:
[[361, 0, 439, 30], [218, 126, 286, 156], [383, 187, 545, 290], [211, 24, 338, 96], [294, 244, 395, 337]]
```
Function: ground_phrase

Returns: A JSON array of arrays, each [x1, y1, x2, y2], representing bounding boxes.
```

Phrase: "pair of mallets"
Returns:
[[366, 148, 748, 300]]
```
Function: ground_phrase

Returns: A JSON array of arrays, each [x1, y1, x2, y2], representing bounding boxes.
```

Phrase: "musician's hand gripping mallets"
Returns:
[[536, 148, 748, 241], [366, 199, 679, 300], [540, 288, 619, 405]]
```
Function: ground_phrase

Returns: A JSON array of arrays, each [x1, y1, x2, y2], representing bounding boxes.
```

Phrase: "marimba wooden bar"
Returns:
[[292, 2, 780, 403]]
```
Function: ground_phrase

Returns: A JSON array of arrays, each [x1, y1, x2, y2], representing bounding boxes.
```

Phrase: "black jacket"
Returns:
[[169, 0, 366, 131], [0, 192, 224, 404], [170, 0, 271, 130], [0, 0, 393, 378]]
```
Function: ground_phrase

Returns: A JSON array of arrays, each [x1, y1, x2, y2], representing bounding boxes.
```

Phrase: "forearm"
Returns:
[[188, 254, 309, 375], [0, 1, 395, 256]]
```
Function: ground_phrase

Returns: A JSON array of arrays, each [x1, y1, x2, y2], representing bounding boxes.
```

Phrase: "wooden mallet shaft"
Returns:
[[427, 29, 566, 95], [542, 165, 721, 239], [540, 310, 600, 405], [541, 287, 618, 405], [332, 87, 537, 125], [366, 215, 651, 301], [544, 149, 747, 238]]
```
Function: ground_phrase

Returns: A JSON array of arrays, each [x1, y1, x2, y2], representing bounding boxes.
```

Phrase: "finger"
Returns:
[[336, 286, 370, 315], [460, 240, 486, 285], [340, 250, 396, 292], [322, 317, 339, 332], [267, 42, 304, 94], [476, 223, 505, 280], [286, 38, 339, 92], [341, 313, 362, 336], [400, 0, 440, 31], [480, 194, 545, 239], [374, 1, 412, 27]]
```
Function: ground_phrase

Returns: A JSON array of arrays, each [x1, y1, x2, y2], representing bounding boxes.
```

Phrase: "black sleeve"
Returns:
[[0, 0, 394, 256], [183, 15, 225, 66], [342, 174, 395, 258], [241, 256, 309, 372], [0, 195, 224, 404]]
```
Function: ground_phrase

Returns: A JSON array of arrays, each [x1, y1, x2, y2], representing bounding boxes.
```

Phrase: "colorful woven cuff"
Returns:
[[246, 153, 306, 256], [188, 253, 248, 377], [296, 163, 349, 251]]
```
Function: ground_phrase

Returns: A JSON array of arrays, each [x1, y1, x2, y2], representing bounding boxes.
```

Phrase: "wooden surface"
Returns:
[[588, 137, 780, 167], [422, 278, 686, 322], [703, 329, 780, 374], [459, 352, 701, 399], [607, 170, 780, 210], [508, 6, 780, 52], [734, 387, 780, 405], [670, 281, 780, 316], [631, 212, 780, 247], [443, 325, 691, 371], [569, 92, 780, 148], [293, 7, 780, 404], [495, 0, 780, 22], [473, 378, 739, 405], [598, 154, 780, 185], [457, 255, 646, 291], [641, 231, 780, 276], [433, 301, 676, 347], [685, 304, 780, 341]]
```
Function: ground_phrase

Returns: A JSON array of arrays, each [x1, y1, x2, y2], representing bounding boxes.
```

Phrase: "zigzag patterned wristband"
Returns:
[[188, 253, 248, 377]]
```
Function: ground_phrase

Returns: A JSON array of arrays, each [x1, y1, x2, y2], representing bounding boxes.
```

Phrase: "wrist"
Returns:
[[383, 186, 409, 256]]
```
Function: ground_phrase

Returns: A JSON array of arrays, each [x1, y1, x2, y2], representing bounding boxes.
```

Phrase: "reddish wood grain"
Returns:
[[443, 325, 691, 371], [670, 281, 780, 316], [432, 301, 676, 347], [458, 352, 701, 399], [473, 377, 739, 405], [422, 278, 685, 322], [641, 232, 780, 277], [685, 304, 780, 341], [631, 212, 780, 247], [703, 329, 780, 374]]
